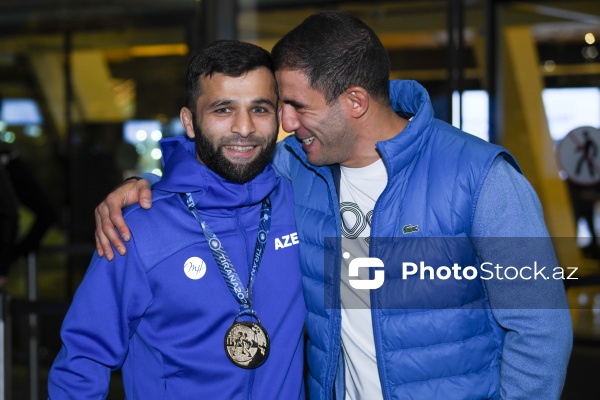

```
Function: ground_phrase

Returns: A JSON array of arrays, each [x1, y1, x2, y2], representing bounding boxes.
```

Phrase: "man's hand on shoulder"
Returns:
[[94, 178, 153, 260]]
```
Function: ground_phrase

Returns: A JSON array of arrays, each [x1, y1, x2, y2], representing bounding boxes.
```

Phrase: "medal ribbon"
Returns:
[[180, 193, 271, 316]]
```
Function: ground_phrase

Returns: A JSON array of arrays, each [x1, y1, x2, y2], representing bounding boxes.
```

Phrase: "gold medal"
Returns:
[[224, 320, 270, 369]]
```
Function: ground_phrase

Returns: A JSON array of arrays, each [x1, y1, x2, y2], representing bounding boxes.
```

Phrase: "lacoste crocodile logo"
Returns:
[[402, 224, 419, 234]]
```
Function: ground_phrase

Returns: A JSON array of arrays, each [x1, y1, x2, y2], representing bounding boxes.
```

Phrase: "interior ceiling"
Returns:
[[0, 1, 597, 50], [0, 1, 598, 34], [0, 1, 596, 78]]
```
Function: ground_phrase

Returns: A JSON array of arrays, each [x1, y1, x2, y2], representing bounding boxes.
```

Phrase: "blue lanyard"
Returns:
[[180, 193, 272, 317]]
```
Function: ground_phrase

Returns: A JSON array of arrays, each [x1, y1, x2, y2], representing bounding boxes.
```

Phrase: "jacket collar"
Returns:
[[154, 136, 277, 209], [376, 80, 434, 178]]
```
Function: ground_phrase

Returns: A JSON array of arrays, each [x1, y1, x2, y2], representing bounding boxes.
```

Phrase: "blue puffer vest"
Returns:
[[273, 80, 519, 400]]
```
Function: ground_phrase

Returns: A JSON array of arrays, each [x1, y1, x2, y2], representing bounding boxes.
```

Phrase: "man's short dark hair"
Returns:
[[271, 11, 390, 105], [186, 40, 274, 109]]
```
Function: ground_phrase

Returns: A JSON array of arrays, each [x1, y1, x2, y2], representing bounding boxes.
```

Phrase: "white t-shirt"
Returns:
[[339, 158, 387, 400]]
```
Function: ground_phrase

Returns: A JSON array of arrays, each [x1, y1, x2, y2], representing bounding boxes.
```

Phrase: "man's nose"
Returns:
[[232, 111, 256, 137], [280, 105, 300, 133]]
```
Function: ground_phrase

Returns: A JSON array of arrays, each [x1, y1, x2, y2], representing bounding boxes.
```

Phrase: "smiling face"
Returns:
[[181, 67, 279, 183], [276, 68, 356, 167]]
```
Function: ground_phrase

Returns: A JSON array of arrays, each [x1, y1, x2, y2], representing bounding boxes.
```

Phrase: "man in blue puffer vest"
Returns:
[[48, 40, 306, 399], [94, 11, 572, 400]]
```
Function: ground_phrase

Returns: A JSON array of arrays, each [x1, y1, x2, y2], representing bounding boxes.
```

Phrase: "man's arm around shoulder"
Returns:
[[94, 173, 160, 260]]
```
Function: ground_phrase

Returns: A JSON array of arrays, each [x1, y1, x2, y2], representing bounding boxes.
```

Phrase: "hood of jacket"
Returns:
[[153, 136, 277, 210]]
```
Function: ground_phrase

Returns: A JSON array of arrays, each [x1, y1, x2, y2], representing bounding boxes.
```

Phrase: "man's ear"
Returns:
[[345, 87, 368, 118], [180, 107, 195, 139]]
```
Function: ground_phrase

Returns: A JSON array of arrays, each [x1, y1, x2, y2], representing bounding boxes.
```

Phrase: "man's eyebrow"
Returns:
[[208, 99, 235, 108], [253, 98, 277, 108], [207, 99, 276, 108], [281, 99, 306, 109]]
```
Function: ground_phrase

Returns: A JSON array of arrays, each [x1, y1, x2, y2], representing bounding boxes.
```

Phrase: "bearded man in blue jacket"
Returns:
[[94, 11, 572, 400], [48, 40, 306, 399]]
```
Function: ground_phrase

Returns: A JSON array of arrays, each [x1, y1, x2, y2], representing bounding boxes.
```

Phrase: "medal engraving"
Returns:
[[225, 321, 270, 369]]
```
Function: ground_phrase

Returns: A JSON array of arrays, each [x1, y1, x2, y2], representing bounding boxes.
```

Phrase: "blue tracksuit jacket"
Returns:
[[48, 136, 306, 399]]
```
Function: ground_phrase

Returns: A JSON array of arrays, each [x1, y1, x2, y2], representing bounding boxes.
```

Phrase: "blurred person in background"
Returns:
[[0, 142, 57, 287]]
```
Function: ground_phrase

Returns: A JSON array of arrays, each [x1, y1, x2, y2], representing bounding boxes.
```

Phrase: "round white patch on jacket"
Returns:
[[184, 257, 207, 280]]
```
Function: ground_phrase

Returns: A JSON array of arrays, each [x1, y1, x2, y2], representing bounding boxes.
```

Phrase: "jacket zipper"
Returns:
[[369, 144, 394, 400]]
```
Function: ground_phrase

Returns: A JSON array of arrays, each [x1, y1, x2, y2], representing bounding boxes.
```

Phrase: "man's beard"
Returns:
[[192, 121, 277, 184]]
